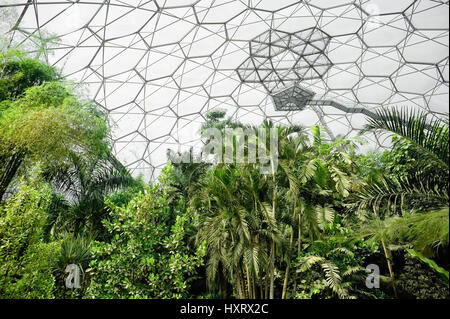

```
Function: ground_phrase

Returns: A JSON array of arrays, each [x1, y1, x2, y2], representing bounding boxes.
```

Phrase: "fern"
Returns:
[[321, 262, 348, 299], [327, 247, 354, 259], [316, 205, 335, 231], [297, 256, 326, 272], [342, 266, 364, 278]]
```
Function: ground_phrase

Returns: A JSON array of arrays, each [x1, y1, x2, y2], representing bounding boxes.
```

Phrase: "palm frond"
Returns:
[[364, 107, 449, 171], [351, 174, 448, 217], [342, 266, 365, 278], [321, 262, 348, 299], [316, 205, 335, 231], [327, 247, 354, 259], [297, 255, 326, 272]]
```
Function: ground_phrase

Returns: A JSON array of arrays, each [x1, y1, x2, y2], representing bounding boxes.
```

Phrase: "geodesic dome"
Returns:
[[1, 0, 448, 179]]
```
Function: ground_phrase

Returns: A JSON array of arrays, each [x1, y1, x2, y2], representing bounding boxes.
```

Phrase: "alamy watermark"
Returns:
[[65, 264, 81, 289], [365, 264, 380, 289]]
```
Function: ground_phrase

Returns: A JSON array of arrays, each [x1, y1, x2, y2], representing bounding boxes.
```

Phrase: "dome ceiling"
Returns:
[[2, 0, 448, 179]]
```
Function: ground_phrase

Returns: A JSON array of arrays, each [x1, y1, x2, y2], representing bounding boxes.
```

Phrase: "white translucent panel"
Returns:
[[155, 0, 199, 8], [327, 37, 364, 63], [320, 4, 363, 36], [310, 0, 352, 9], [204, 71, 241, 97], [360, 48, 402, 76], [110, 103, 145, 137], [395, 64, 440, 94], [181, 24, 227, 56], [173, 58, 214, 87], [175, 89, 208, 117], [142, 82, 179, 110], [142, 113, 177, 139], [138, 46, 185, 80], [402, 31, 449, 64], [362, 0, 414, 14], [196, 0, 247, 23], [355, 77, 395, 104], [327, 64, 361, 89], [360, 14, 409, 47], [253, 0, 303, 12], [406, 1, 449, 30]]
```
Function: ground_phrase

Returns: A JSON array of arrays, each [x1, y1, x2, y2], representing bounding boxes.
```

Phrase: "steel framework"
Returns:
[[1, 0, 448, 178]]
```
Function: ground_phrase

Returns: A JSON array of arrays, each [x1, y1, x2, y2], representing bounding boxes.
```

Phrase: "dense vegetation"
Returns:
[[0, 50, 448, 299]]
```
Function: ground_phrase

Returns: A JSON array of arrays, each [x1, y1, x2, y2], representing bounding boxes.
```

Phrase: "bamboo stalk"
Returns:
[[245, 261, 252, 299], [381, 239, 398, 298], [282, 224, 295, 299]]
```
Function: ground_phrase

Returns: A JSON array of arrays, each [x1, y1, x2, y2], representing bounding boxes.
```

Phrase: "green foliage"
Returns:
[[0, 82, 108, 161], [352, 108, 449, 259], [364, 107, 448, 172], [357, 210, 448, 253], [353, 107, 449, 216], [0, 56, 110, 201], [369, 210, 449, 255], [86, 164, 206, 299], [191, 163, 276, 298], [0, 57, 447, 302], [0, 50, 60, 102], [294, 239, 377, 299], [201, 108, 245, 133], [0, 171, 61, 298], [48, 153, 136, 239], [190, 121, 366, 299], [53, 234, 92, 299]]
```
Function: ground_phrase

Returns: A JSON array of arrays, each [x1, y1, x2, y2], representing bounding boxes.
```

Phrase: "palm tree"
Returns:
[[352, 107, 449, 297], [47, 152, 136, 239], [191, 118, 359, 299], [354, 107, 448, 216], [258, 120, 306, 299], [191, 165, 255, 298]]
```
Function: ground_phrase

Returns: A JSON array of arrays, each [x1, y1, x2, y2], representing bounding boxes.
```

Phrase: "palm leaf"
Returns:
[[363, 107, 449, 171], [297, 255, 326, 272]]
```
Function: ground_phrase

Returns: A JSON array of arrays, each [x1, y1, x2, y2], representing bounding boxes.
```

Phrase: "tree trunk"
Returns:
[[282, 199, 298, 299], [245, 261, 252, 299], [235, 271, 244, 299], [297, 213, 302, 256], [269, 169, 277, 299], [260, 283, 263, 300], [0, 150, 25, 200], [269, 241, 275, 299], [294, 211, 303, 294], [252, 276, 256, 300], [264, 272, 269, 299], [282, 224, 295, 299], [381, 239, 398, 298]]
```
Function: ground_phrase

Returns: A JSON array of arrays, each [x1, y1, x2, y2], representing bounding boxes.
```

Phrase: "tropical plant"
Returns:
[[191, 164, 276, 298], [0, 169, 61, 298], [0, 50, 60, 102], [0, 80, 109, 201], [350, 107, 449, 298], [48, 152, 136, 239], [86, 164, 206, 298], [52, 234, 92, 298], [295, 244, 369, 299], [353, 107, 449, 216]]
